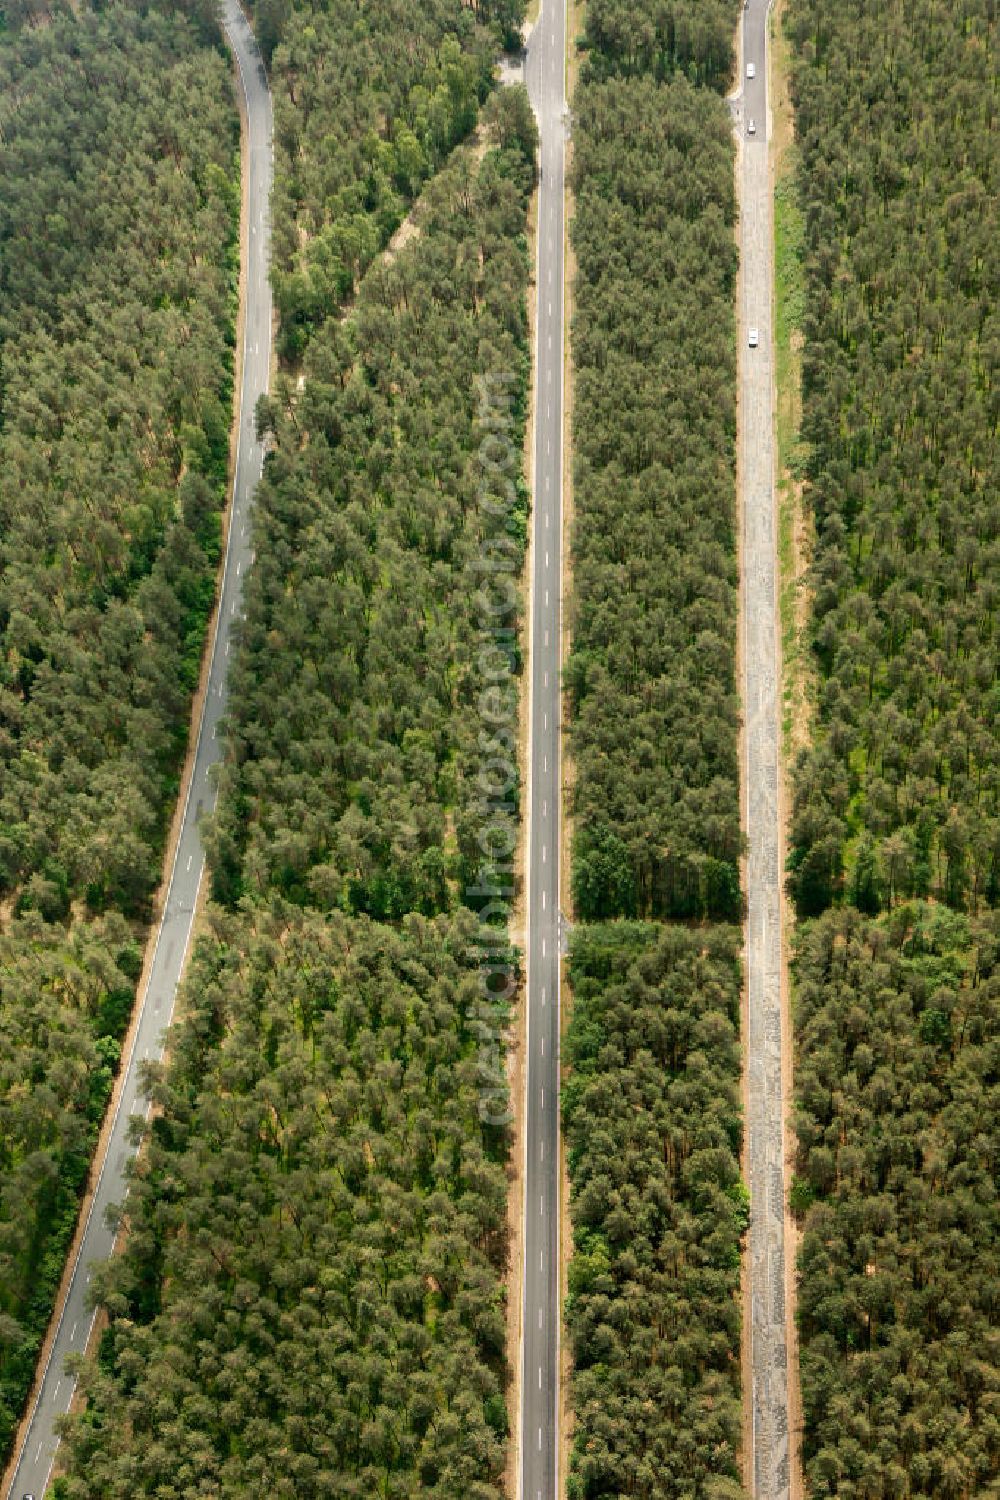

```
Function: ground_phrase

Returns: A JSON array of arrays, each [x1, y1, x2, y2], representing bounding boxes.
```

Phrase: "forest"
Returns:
[[793, 905, 998, 1495], [564, 6, 749, 1497], [55, 102, 538, 1497], [563, 925, 747, 1500], [567, 74, 740, 925], [785, 0, 999, 1490], [785, 0, 998, 921], [245, 0, 502, 358], [0, 0, 238, 1457]]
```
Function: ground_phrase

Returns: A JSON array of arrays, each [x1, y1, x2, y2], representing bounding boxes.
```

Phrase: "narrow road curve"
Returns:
[[738, 1, 792, 1496], [5, 6, 272, 1494], [519, 1, 566, 1497]]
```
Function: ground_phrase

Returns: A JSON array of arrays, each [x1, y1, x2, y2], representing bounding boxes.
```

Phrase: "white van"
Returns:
[[747, 62, 756, 78]]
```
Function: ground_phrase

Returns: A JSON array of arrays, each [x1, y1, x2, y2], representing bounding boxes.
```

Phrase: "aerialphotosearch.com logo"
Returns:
[[467, 371, 524, 1127]]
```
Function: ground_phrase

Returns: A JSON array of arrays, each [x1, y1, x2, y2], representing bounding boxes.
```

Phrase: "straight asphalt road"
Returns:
[[739, 2, 792, 1496], [520, 1, 566, 1497], [5, 4, 272, 1494]]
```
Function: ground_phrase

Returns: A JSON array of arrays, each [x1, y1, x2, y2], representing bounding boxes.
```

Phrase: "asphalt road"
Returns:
[[519, 2, 566, 1497], [4, 6, 272, 1495], [738, 3, 792, 1497]]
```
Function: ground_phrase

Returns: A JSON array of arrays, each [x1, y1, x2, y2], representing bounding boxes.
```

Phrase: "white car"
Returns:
[[748, 118, 756, 135], [746, 61, 756, 78], [749, 328, 760, 348]]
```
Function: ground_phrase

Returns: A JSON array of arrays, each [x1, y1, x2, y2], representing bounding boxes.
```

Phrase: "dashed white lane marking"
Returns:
[[542, 845, 547, 863], [541, 938, 546, 957], [538, 1425, 542, 1449], [54, 1381, 61, 1399], [226, 640, 230, 656], [236, 561, 241, 576], [542, 890, 546, 910], [538, 1307, 543, 1328], [541, 1035, 545, 1056], [35, 1441, 43, 1462], [71, 1322, 78, 1342], [186, 855, 193, 872], [539, 1365, 542, 1388], [540, 1194, 544, 1216], [545, 589, 549, 606], [544, 672, 549, 688], [542, 986, 546, 1004], [545, 551, 549, 567], [212, 724, 217, 739]]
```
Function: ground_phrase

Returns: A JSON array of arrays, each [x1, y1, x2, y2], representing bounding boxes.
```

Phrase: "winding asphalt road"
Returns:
[[4, 5, 272, 1494], [738, 2, 792, 1496], [519, 1, 567, 1497]]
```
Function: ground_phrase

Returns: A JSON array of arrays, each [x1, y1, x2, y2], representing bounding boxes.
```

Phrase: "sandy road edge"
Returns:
[[733, 101, 754, 1500], [503, 150, 538, 1499], [736, 2, 805, 1494], [557, 138, 577, 1500], [556, 0, 584, 1492], [0, 34, 253, 1500], [768, 1, 805, 1492]]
